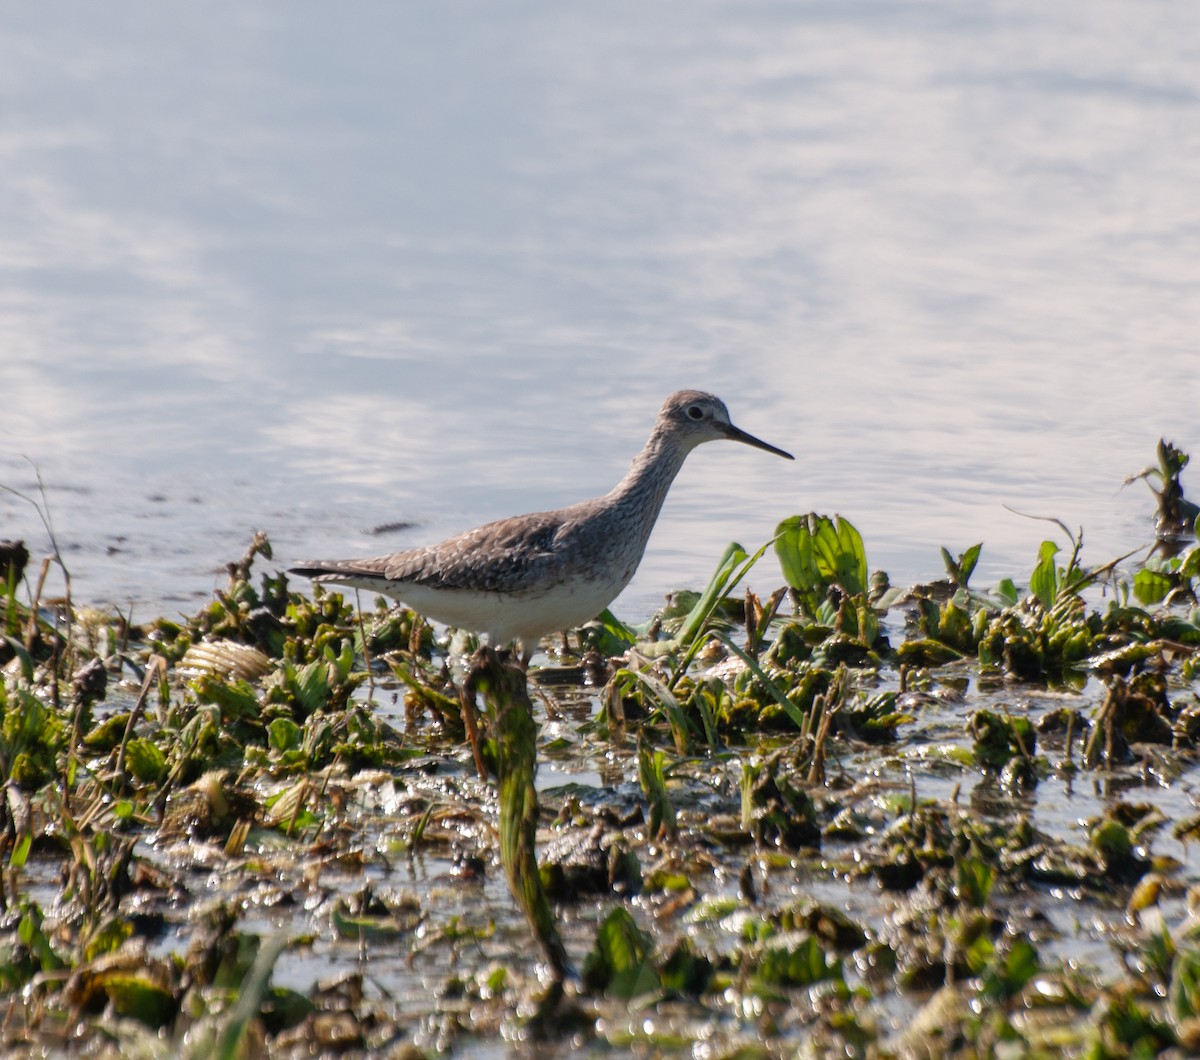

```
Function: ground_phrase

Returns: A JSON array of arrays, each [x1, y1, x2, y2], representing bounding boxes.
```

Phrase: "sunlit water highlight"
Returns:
[[2, 2, 1196, 625]]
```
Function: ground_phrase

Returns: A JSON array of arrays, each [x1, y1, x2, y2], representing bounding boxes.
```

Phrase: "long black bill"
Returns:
[[723, 422, 794, 460]]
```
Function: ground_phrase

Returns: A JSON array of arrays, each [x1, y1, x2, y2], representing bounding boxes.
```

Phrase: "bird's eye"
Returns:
[[686, 405, 704, 421]]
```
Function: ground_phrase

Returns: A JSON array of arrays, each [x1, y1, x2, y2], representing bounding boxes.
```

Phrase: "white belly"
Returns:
[[377, 576, 625, 645]]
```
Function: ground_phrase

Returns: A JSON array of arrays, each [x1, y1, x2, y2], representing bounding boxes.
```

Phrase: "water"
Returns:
[[2, 1, 1197, 621]]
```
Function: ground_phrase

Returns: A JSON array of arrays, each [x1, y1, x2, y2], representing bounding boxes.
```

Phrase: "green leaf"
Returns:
[[709, 631, 809, 730], [832, 517, 869, 595], [17, 901, 64, 973], [955, 857, 995, 908], [981, 936, 1040, 1002], [1170, 947, 1200, 1023], [329, 640, 356, 682], [959, 543, 982, 586], [582, 907, 660, 999], [940, 546, 956, 580], [1180, 547, 1200, 580], [684, 897, 745, 925], [1029, 540, 1061, 608], [83, 712, 132, 752], [8, 834, 31, 870], [615, 667, 690, 753], [589, 608, 638, 653], [676, 541, 749, 648], [214, 935, 286, 1060], [293, 659, 332, 715], [0, 635, 34, 683], [637, 739, 676, 838], [774, 514, 868, 600], [84, 916, 134, 961], [775, 516, 823, 594], [124, 738, 167, 784], [331, 898, 420, 939], [268, 717, 302, 753], [666, 535, 775, 685], [1133, 567, 1174, 606], [753, 932, 843, 988], [191, 674, 261, 718], [993, 578, 1020, 607]]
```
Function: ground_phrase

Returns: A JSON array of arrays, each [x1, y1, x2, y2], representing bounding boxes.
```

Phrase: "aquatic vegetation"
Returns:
[[636, 736, 677, 839], [1, 442, 1200, 1054], [740, 749, 821, 850], [581, 907, 658, 998], [774, 513, 882, 650], [465, 647, 570, 980], [1126, 439, 1200, 544]]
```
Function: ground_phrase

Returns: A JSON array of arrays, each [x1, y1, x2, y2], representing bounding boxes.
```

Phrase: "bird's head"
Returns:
[[658, 389, 794, 460]]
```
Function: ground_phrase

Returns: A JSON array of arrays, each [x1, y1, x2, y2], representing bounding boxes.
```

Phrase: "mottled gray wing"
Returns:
[[381, 511, 569, 592]]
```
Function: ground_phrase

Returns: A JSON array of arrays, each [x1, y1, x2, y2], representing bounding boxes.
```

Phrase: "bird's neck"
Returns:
[[606, 429, 693, 531]]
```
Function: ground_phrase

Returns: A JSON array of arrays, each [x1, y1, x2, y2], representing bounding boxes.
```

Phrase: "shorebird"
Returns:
[[290, 390, 793, 651]]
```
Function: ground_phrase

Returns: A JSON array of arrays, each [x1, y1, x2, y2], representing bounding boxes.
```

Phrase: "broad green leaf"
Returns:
[[774, 514, 868, 598], [993, 578, 1020, 607], [268, 717, 302, 753], [1180, 547, 1200, 579], [191, 674, 260, 718], [293, 659, 332, 714], [590, 608, 637, 652], [959, 543, 982, 585], [17, 901, 64, 973], [753, 932, 843, 988], [1133, 567, 1174, 606], [981, 936, 1040, 1002], [775, 515, 822, 593], [833, 516, 869, 594], [582, 907, 659, 999], [124, 738, 166, 784], [1029, 541, 1061, 608]]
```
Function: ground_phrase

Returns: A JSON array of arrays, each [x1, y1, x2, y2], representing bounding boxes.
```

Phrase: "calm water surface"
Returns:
[[2, 2, 1197, 621]]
